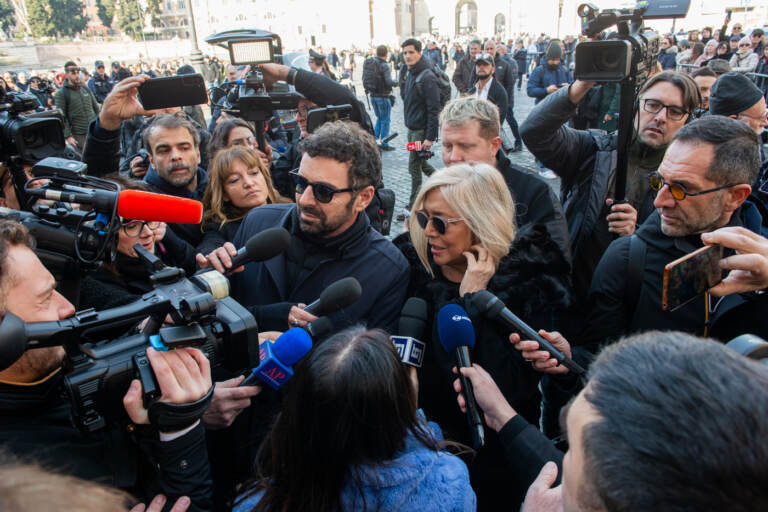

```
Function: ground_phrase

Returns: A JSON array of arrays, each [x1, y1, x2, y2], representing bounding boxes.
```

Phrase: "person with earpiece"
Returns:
[[520, 71, 701, 310]]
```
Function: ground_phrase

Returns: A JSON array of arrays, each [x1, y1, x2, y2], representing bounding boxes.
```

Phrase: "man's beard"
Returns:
[[298, 197, 355, 237], [476, 72, 490, 80], [547, 63, 559, 70], [162, 161, 195, 188]]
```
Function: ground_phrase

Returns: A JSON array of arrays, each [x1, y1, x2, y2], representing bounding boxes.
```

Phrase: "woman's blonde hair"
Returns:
[[202, 145, 289, 226], [408, 163, 516, 277]]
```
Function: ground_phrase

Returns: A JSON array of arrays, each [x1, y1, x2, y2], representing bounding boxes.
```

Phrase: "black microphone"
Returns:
[[229, 227, 291, 269], [303, 277, 362, 316], [470, 290, 585, 375], [392, 297, 427, 367], [437, 303, 484, 449], [196, 227, 291, 276]]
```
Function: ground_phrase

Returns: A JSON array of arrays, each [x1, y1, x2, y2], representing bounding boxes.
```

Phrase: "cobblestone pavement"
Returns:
[[355, 72, 559, 236]]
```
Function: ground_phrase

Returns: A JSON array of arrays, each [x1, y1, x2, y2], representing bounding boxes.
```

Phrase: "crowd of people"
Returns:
[[0, 14, 768, 512]]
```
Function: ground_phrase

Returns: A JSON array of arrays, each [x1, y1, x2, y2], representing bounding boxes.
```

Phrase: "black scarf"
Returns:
[[285, 209, 369, 294]]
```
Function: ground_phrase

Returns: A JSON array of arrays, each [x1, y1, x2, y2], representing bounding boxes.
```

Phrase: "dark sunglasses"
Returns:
[[648, 172, 737, 201], [289, 170, 359, 204], [415, 210, 463, 234]]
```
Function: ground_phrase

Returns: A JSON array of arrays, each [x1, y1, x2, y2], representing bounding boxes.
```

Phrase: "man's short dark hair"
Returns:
[[580, 331, 768, 512], [469, 39, 482, 48], [691, 66, 716, 79], [753, 29, 764, 38], [142, 114, 200, 154], [376, 45, 388, 58], [672, 115, 760, 186], [297, 121, 381, 190], [401, 38, 422, 52], [0, 220, 33, 312], [63, 61, 77, 71]]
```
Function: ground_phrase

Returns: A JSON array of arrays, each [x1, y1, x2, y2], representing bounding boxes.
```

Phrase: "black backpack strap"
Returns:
[[625, 234, 647, 321]]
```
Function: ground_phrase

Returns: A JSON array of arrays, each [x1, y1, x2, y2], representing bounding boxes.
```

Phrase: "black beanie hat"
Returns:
[[546, 40, 562, 61], [709, 72, 763, 116]]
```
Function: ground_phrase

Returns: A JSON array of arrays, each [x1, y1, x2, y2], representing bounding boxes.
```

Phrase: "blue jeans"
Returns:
[[371, 96, 391, 142]]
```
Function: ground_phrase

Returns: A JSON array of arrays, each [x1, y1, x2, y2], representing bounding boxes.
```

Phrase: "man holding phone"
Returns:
[[582, 115, 768, 349]]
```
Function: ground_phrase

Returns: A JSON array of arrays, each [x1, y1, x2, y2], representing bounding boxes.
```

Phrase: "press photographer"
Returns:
[[0, 219, 213, 511]]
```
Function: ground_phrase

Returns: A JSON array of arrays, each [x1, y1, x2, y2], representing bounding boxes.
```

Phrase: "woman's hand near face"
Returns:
[[459, 244, 496, 296]]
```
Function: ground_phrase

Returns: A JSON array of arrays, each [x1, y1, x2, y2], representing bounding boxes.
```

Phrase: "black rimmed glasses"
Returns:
[[289, 170, 360, 203], [122, 220, 161, 237], [414, 210, 463, 234], [648, 172, 737, 201], [640, 98, 688, 121]]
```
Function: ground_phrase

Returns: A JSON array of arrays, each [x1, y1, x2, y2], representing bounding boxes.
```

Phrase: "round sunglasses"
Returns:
[[648, 172, 737, 201]]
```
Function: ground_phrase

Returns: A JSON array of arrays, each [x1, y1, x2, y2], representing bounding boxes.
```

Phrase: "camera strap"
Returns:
[[147, 385, 214, 433]]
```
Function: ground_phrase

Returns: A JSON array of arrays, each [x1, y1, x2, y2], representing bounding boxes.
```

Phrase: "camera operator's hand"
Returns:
[[202, 376, 261, 430], [521, 462, 563, 512], [606, 199, 637, 236], [511, 330, 572, 375], [65, 136, 78, 148], [195, 242, 244, 274], [99, 75, 160, 131], [452, 363, 517, 432], [567, 79, 597, 105], [130, 494, 190, 512], [258, 331, 283, 344], [287, 303, 318, 329], [130, 155, 149, 178], [702, 227, 768, 296], [123, 347, 212, 428], [258, 63, 291, 90]]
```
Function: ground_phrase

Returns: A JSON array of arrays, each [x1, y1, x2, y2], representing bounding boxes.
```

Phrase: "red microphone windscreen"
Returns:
[[117, 189, 203, 224]]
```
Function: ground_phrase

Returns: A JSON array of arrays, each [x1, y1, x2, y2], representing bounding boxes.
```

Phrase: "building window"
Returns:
[[322, 24, 326, 33], [178, 0, 185, 9], [166, 1, 172, 10], [298, 25, 302, 34]]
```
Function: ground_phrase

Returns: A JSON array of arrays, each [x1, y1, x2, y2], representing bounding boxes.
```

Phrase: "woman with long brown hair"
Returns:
[[197, 145, 289, 256]]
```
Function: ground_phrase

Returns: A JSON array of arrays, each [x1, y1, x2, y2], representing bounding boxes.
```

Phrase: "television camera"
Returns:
[[0, 228, 291, 432], [573, 0, 690, 202], [205, 29, 302, 151]]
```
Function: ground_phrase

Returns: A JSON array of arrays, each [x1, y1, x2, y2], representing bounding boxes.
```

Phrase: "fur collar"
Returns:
[[395, 224, 572, 318]]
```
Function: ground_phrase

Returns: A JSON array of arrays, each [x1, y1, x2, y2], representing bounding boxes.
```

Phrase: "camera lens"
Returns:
[[598, 48, 622, 71]]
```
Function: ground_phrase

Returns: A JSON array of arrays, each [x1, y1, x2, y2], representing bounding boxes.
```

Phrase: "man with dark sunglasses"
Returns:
[[202, 120, 408, 334], [581, 115, 768, 351]]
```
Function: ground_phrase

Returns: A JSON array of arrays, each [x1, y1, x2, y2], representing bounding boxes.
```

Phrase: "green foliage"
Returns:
[[96, 0, 116, 27], [116, 0, 143, 38], [27, 0, 87, 38], [0, 0, 14, 33]]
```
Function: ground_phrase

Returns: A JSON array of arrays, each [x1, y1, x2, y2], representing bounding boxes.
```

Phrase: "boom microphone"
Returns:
[[438, 304, 485, 449], [27, 187, 203, 224], [470, 290, 585, 375], [392, 297, 427, 367], [303, 277, 362, 316]]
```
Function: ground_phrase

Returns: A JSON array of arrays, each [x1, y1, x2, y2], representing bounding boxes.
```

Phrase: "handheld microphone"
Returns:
[[391, 297, 427, 367], [303, 277, 362, 317], [239, 316, 332, 388], [27, 187, 203, 224], [470, 290, 585, 375], [437, 304, 485, 449], [228, 227, 291, 269], [247, 327, 313, 390]]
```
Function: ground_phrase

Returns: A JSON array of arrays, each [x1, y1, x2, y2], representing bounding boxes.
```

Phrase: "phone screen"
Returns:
[[662, 244, 725, 312]]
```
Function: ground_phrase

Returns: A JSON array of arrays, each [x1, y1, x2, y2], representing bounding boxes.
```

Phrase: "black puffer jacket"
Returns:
[[394, 224, 571, 508]]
